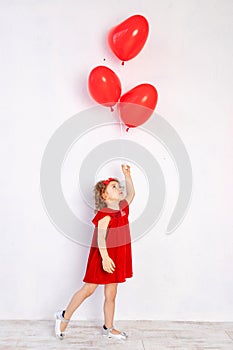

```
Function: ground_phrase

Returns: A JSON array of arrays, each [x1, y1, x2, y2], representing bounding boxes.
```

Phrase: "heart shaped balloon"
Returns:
[[88, 66, 121, 108], [118, 83, 158, 128], [108, 15, 149, 64]]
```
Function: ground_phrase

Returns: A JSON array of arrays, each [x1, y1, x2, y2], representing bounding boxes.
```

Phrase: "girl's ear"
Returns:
[[102, 191, 108, 200]]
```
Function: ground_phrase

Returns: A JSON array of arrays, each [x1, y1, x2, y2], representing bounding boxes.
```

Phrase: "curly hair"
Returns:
[[93, 178, 120, 214]]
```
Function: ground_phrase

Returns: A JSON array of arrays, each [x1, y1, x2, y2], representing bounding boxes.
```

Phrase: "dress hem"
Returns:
[[83, 275, 133, 284]]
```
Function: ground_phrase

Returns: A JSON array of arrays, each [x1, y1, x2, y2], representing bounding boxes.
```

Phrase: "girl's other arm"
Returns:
[[97, 216, 111, 259], [97, 216, 116, 273]]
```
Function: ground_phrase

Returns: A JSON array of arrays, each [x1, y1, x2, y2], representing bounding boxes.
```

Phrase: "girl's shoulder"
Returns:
[[91, 207, 114, 226], [92, 199, 129, 226]]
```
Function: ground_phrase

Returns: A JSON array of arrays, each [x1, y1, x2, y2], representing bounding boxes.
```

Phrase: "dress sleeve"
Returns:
[[91, 210, 111, 226], [120, 198, 129, 216]]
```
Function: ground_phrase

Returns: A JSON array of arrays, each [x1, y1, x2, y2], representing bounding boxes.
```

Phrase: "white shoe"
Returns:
[[102, 325, 128, 340], [54, 310, 70, 340]]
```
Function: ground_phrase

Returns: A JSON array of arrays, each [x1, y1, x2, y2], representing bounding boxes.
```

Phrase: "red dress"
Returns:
[[83, 199, 133, 284]]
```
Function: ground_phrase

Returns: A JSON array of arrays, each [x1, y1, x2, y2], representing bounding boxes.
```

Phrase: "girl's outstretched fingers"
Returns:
[[121, 164, 130, 176]]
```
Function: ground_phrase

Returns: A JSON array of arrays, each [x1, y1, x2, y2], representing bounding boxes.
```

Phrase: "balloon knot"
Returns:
[[110, 106, 114, 112], [126, 127, 129, 132], [121, 61, 125, 66]]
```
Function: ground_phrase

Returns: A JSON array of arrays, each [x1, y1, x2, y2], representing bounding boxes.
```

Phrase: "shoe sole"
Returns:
[[102, 331, 128, 340]]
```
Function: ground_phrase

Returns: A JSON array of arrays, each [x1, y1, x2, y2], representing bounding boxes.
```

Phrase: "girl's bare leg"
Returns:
[[60, 283, 98, 332], [103, 283, 121, 335]]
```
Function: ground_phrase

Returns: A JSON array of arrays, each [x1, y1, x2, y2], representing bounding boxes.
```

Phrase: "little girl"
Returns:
[[55, 164, 135, 340]]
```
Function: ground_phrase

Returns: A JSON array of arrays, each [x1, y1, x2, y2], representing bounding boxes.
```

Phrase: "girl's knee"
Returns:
[[105, 294, 116, 302], [104, 284, 118, 301], [83, 283, 98, 297]]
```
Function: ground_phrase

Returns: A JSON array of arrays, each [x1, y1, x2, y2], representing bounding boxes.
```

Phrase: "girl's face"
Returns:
[[102, 181, 124, 201]]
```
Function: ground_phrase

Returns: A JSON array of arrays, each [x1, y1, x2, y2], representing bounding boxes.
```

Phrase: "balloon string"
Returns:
[[118, 58, 130, 162], [119, 60, 125, 160], [119, 112, 124, 156]]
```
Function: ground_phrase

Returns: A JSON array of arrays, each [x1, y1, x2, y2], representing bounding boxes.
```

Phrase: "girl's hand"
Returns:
[[102, 256, 116, 274], [121, 164, 131, 176]]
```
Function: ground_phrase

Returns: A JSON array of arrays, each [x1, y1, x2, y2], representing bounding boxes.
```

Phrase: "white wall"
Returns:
[[1, 0, 233, 321]]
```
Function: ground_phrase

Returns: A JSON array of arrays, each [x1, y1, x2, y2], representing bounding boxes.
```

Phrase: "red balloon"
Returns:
[[108, 14, 149, 63], [118, 84, 158, 128], [88, 66, 121, 107]]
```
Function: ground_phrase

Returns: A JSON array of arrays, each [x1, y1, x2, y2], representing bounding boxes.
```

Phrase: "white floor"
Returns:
[[1, 320, 233, 349]]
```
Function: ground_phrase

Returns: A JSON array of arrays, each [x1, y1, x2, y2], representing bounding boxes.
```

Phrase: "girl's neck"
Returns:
[[106, 200, 120, 210]]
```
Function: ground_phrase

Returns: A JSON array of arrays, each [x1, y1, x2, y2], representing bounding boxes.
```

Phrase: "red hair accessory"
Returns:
[[103, 177, 115, 186]]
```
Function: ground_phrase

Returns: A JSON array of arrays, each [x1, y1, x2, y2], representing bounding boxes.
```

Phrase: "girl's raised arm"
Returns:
[[121, 164, 135, 205]]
